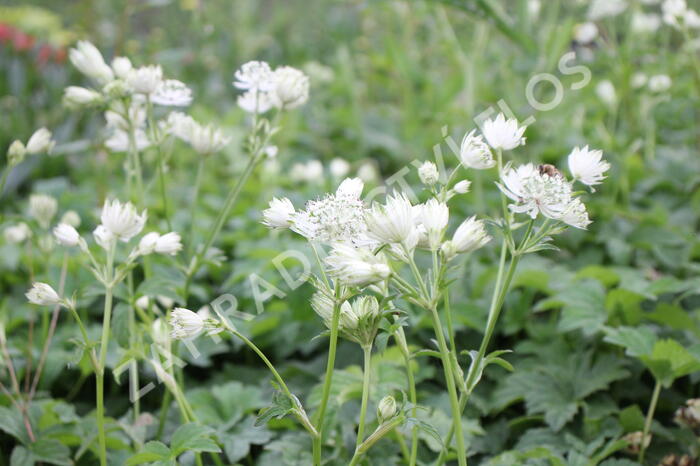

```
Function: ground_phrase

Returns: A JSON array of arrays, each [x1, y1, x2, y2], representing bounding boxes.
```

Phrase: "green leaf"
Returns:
[[170, 423, 220, 455], [29, 438, 71, 466], [0, 406, 30, 445], [603, 326, 657, 358], [555, 280, 607, 336], [640, 339, 700, 387], [619, 405, 645, 432], [126, 441, 171, 465], [10, 446, 33, 466]]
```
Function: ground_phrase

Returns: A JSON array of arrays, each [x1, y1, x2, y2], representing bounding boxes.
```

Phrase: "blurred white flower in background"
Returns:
[[588, 0, 628, 20], [63, 86, 103, 108], [111, 56, 132, 79], [233, 60, 274, 91], [631, 12, 662, 33], [25, 128, 55, 155], [69, 41, 114, 84], [29, 194, 57, 229], [53, 223, 82, 247], [631, 72, 648, 89], [573, 22, 598, 44], [26, 282, 62, 306], [568, 146, 610, 188], [4, 223, 31, 244], [596, 80, 617, 108], [127, 65, 163, 95], [329, 158, 351, 178], [237, 90, 273, 114], [648, 74, 672, 92], [270, 66, 310, 109], [61, 211, 81, 228], [151, 79, 193, 106]]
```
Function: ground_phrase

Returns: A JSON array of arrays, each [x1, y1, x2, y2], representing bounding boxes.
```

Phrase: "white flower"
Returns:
[[53, 223, 81, 247], [663, 0, 687, 26], [498, 163, 573, 220], [325, 245, 390, 287], [453, 180, 471, 194], [365, 193, 415, 244], [26, 128, 54, 154], [100, 199, 147, 242], [29, 194, 57, 229], [105, 129, 150, 152], [442, 216, 490, 260], [63, 86, 102, 108], [61, 210, 81, 227], [69, 41, 114, 84], [574, 22, 598, 44], [357, 162, 378, 183], [631, 12, 661, 33], [311, 292, 350, 327], [418, 161, 439, 186], [233, 61, 274, 91], [262, 197, 295, 229], [459, 130, 495, 169], [648, 74, 672, 93], [568, 146, 610, 188], [126, 65, 163, 94], [7, 140, 26, 166], [111, 56, 132, 79], [183, 121, 230, 155], [93, 225, 115, 250], [155, 232, 182, 255], [414, 199, 449, 250], [588, 0, 628, 20], [596, 80, 617, 107], [329, 158, 351, 178], [26, 282, 61, 306], [136, 295, 150, 310], [151, 79, 193, 106], [684, 9, 700, 28], [559, 198, 591, 229], [169, 307, 204, 340], [481, 114, 526, 151], [4, 223, 31, 244], [290, 178, 370, 244], [237, 89, 273, 114], [164, 112, 196, 140], [138, 232, 160, 255], [631, 73, 648, 89], [270, 66, 310, 109]]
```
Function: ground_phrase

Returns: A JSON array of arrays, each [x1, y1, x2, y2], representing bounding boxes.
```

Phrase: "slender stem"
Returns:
[[187, 158, 206, 255], [356, 345, 373, 450], [349, 416, 406, 465], [638, 380, 661, 463], [147, 98, 172, 230], [396, 326, 418, 466], [428, 305, 467, 466], [0, 165, 11, 198], [127, 119, 144, 205], [313, 289, 342, 465], [96, 243, 115, 466]]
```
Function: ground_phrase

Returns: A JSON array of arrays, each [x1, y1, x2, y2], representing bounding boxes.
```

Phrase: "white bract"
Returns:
[[481, 114, 526, 151], [100, 199, 147, 242], [69, 41, 114, 84], [111, 56, 132, 79], [441, 216, 491, 260], [233, 61, 274, 91], [169, 307, 205, 340], [155, 232, 183, 255], [26, 128, 55, 155], [237, 90, 273, 114], [29, 194, 58, 229], [415, 199, 449, 250], [127, 65, 163, 95], [26, 282, 61, 306], [568, 146, 610, 188], [53, 223, 81, 247], [270, 66, 310, 109], [325, 245, 391, 287], [152, 79, 193, 106], [93, 225, 115, 250], [459, 130, 495, 169], [365, 193, 415, 245], [262, 197, 295, 229]]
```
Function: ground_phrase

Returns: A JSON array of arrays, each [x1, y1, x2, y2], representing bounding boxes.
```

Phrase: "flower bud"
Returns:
[[4, 223, 31, 244], [138, 232, 160, 255], [418, 161, 439, 186], [377, 395, 397, 422], [53, 223, 81, 247], [102, 79, 133, 99], [25, 128, 54, 155], [262, 197, 295, 229], [61, 210, 81, 227], [155, 232, 182, 255], [169, 307, 204, 340], [63, 86, 102, 108], [7, 140, 26, 166], [26, 282, 61, 306], [111, 56, 132, 79], [453, 180, 471, 194]]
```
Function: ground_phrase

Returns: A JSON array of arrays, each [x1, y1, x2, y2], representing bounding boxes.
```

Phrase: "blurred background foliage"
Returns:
[[2, 0, 700, 464]]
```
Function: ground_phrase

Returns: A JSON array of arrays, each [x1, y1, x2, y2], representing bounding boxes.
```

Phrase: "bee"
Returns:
[[538, 164, 562, 178]]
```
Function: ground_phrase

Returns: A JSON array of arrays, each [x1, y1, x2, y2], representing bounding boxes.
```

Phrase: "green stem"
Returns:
[[313, 289, 342, 465], [95, 243, 115, 466], [349, 416, 406, 465], [638, 380, 661, 463], [187, 158, 206, 255], [356, 345, 373, 451], [147, 98, 172, 230], [428, 305, 467, 466], [396, 327, 418, 466]]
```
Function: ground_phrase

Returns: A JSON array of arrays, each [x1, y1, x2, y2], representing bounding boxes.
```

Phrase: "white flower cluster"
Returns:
[[6, 128, 55, 166], [234, 60, 310, 113], [662, 0, 700, 29]]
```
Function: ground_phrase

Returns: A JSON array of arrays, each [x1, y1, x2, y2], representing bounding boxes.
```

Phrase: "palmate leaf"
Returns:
[[255, 391, 294, 427], [170, 423, 221, 455], [640, 339, 700, 387]]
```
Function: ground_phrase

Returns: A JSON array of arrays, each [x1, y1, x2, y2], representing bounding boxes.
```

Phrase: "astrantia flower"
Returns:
[[138, 232, 160, 255], [4, 223, 31, 244], [262, 197, 295, 229], [26, 282, 61, 306], [418, 161, 439, 185], [233, 61, 274, 91], [481, 114, 526, 151], [441, 216, 491, 260], [459, 130, 495, 169], [573, 22, 598, 44], [311, 292, 351, 327], [105, 129, 150, 152], [237, 89, 273, 114], [61, 210, 81, 227], [596, 80, 617, 107], [93, 225, 115, 250], [325, 245, 390, 287], [568, 146, 609, 188], [164, 112, 196, 140], [414, 199, 449, 250], [329, 158, 350, 178], [127, 65, 163, 95], [7, 140, 26, 166], [453, 180, 471, 194], [69, 41, 114, 84], [155, 232, 182, 255], [631, 12, 661, 33], [377, 395, 397, 422], [648, 74, 672, 93], [29, 194, 58, 229], [365, 193, 415, 244], [151, 79, 193, 106], [63, 86, 102, 108], [270, 66, 310, 109], [26, 128, 54, 155], [498, 163, 573, 220], [100, 199, 147, 242], [53, 223, 81, 247], [291, 178, 371, 244], [111, 56, 132, 79], [169, 307, 204, 340], [559, 198, 591, 229], [186, 122, 230, 155], [587, 0, 628, 20]]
